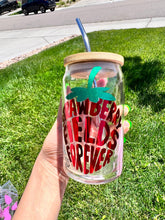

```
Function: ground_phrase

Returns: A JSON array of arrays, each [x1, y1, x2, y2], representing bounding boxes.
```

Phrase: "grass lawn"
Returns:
[[0, 27, 165, 219]]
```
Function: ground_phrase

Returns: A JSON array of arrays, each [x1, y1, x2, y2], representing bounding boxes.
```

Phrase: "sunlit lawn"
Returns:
[[0, 27, 165, 219]]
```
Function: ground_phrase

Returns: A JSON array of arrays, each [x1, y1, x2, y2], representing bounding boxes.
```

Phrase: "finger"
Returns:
[[123, 120, 132, 134], [97, 78, 108, 87], [66, 86, 71, 95], [118, 104, 131, 117]]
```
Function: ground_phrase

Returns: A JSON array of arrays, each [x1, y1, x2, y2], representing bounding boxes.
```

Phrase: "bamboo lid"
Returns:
[[64, 52, 124, 67]]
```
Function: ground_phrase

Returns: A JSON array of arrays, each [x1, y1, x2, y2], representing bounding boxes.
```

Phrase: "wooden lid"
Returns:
[[64, 52, 124, 67]]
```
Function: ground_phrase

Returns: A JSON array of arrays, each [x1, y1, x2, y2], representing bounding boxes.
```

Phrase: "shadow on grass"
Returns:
[[123, 56, 165, 112]]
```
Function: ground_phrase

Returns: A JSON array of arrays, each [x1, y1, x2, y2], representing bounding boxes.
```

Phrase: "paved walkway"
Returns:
[[0, 0, 165, 68]]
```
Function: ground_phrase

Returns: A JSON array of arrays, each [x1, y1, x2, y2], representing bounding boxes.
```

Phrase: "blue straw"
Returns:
[[76, 18, 97, 87], [76, 18, 91, 52]]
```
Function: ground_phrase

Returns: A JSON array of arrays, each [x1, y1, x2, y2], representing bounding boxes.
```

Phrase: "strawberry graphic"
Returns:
[[66, 66, 116, 103]]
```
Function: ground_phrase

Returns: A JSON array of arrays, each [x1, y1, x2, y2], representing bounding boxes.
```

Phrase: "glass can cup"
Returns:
[[62, 52, 124, 184]]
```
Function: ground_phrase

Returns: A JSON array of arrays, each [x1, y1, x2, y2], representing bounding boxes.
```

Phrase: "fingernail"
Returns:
[[65, 83, 69, 88], [126, 120, 132, 128], [124, 137, 127, 143], [124, 104, 131, 112]]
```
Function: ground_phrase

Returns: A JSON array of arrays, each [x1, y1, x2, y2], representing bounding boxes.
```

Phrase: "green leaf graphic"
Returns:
[[66, 66, 116, 103]]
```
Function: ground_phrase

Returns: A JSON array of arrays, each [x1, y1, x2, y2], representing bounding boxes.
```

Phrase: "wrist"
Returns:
[[13, 153, 68, 220], [35, 151, 69, 186]]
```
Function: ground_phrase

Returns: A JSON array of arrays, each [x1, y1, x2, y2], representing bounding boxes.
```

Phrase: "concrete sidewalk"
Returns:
[[70, 0, 124, 7], [1, 17, 165, 67]]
